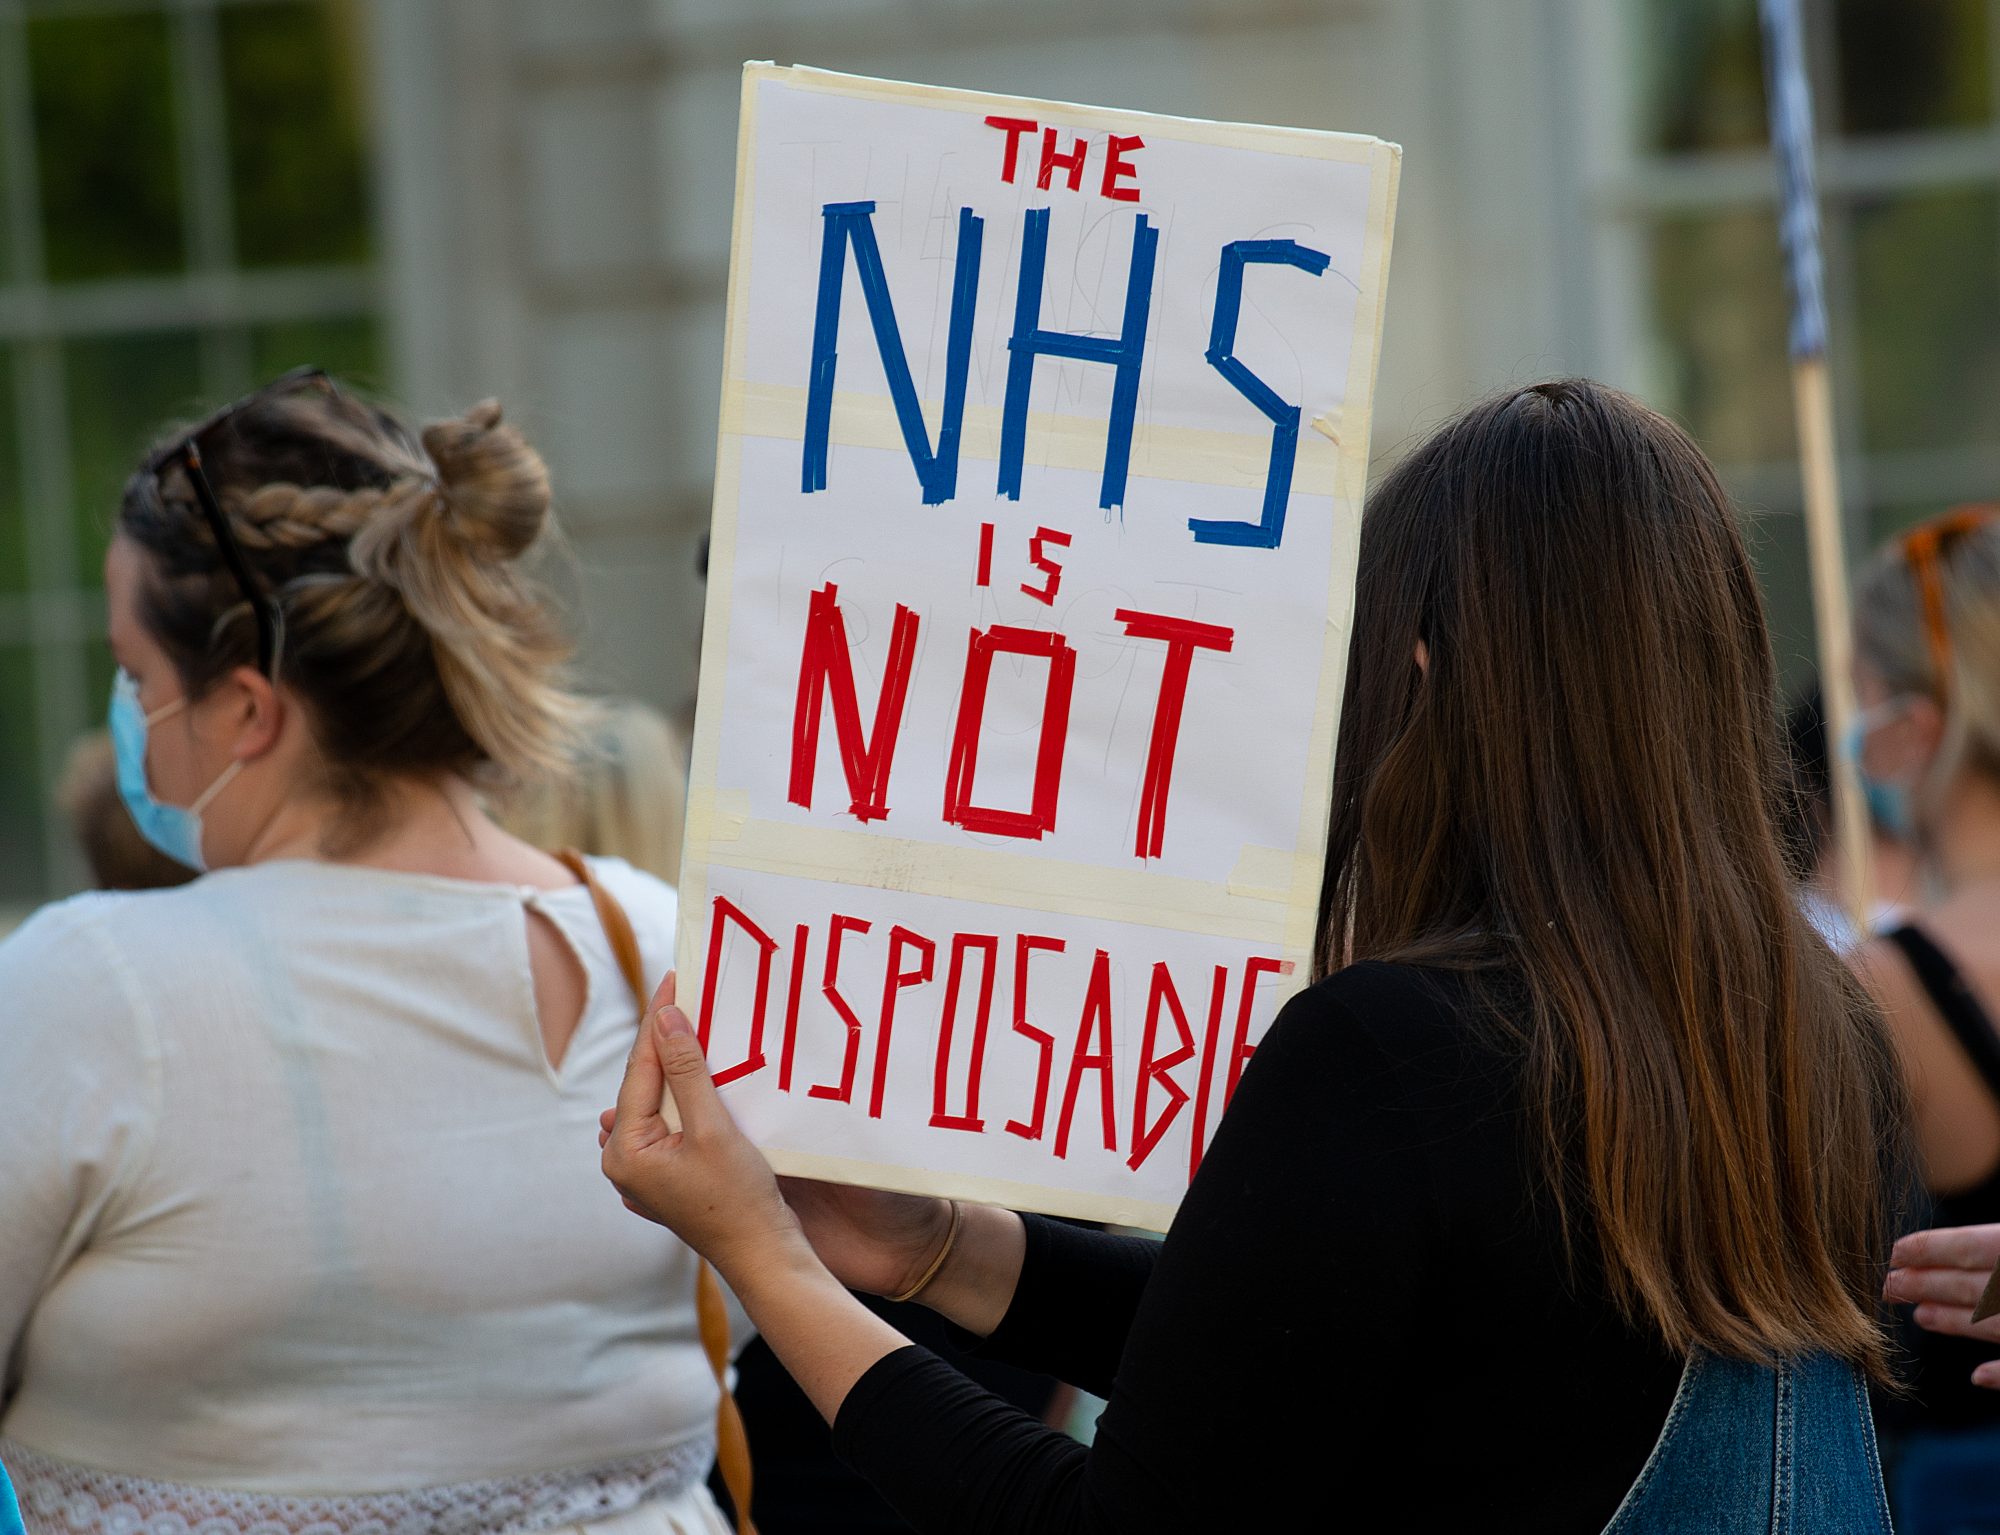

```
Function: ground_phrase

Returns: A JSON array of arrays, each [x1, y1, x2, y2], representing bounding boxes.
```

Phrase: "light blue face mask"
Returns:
[[108, 670, 242, 872], [1839, 699, 1923, 843]]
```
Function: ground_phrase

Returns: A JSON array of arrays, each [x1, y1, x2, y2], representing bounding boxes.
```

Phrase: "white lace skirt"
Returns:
[[0, 1437, 730, 1535]]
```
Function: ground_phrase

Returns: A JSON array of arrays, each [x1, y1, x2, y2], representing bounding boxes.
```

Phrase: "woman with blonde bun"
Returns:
[[0, 371, 732, 1534]]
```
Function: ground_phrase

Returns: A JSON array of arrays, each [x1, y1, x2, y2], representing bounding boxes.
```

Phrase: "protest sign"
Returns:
[[677, 63, 1400, 1229]]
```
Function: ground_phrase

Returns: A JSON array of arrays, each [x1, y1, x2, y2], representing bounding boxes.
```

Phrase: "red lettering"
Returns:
[[1188, 963, 1231, 1181], [778, 922, 809, 1091], [1100, 133, 1144, 201], [1054, 948, 1118, 1159], [1037, 126, 1089, 192], [1128, 962, 1196, 1171], [807, 914, 872, 1104], [1020, 526, 1072, 607], [1114, 608, 1235, 859], [1004, 934, 1066, 1140], [931, 933, 1000, 1131], [870, 925, 935, 1119], [943, 625, 1077, 840], [697, 896, 776, 1087], [984, 115, 1038, 183], [976, 521, 995, 587], [789, 582, 920, 823], [1225, 956, 1290, 1108]]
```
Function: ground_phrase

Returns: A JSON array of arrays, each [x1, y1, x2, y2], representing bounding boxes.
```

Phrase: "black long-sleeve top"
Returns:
[[831, 961, 1685, 1531]]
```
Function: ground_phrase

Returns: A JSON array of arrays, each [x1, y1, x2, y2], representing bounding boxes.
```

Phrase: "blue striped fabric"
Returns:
[[1759, 0, 1830, 359]]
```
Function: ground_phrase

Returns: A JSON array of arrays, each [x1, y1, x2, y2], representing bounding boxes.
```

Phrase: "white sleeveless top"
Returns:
[[0, 858, 727, 1535]]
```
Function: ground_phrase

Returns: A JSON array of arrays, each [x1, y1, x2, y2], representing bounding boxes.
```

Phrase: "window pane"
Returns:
[[0, 349, 24, 594], [220, 0, 373, 268], [1835, 0, 1990, 135], [0, 645, 45, 901], [1635, 0, 1768, 154], [66, 331, 205, 582], [250, 314, 381, 391], [1649, 208, 1795, 463], [27, 11, 184, 282], [1852, 186, 2000, 454]]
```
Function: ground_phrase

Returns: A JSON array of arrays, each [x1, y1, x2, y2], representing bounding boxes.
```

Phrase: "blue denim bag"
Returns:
[[1604, 1351, 1894, 1533]]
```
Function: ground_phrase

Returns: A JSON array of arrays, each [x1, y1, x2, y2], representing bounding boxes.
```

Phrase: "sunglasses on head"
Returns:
[[1901, 502, 2000, 696], [142, 365, 335, 679]]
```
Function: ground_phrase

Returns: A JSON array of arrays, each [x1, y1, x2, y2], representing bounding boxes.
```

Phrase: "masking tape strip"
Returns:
[[758, 1144, 1180, 1234], [697, 814, 1295, 944], [720, 381, 1342, 498], [1285, 137, 1400, 964], [1227, 843, 1308, 905], [756, 62, 1400, 167], [673, 67, 765, 1004], [685, 788, 750, 847]]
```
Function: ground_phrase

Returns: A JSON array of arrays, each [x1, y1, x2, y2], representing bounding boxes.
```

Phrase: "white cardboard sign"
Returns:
[[678, 64, 1400, 1229]]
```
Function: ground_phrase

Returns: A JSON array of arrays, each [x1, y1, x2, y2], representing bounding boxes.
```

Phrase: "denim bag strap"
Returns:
[[1600, 1349, 1892, 1534]]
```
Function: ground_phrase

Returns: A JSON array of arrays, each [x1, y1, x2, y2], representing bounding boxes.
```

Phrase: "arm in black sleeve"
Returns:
[[832, 970, 1455, 1534], [971, 1215, 1160, 1398]]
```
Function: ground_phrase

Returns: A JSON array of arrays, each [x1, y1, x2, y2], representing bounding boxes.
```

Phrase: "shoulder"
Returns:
[[1910, 894, 2000, 1007], [1242, 961, 1521, 1122], [581, 855, 680, 941], [0, 891, 162, 1069], [0, 890, 137, 983], [1854, 929, 1923, 1009], [1267, 961, 1501, 1068], [0, 873, 284, 1011]]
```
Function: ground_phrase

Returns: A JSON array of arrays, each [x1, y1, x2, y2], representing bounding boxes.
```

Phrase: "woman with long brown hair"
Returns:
[[601, 379, 1910, 1530]]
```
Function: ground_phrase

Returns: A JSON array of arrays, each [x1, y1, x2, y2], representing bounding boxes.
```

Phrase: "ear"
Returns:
[[218, 664, 288, 762], [1904, 693, 1947, 764], [1413, 638, 1431, 676]]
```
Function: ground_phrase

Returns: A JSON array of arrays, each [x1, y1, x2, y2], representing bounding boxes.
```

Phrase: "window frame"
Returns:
[[0, 0, 378, 904]]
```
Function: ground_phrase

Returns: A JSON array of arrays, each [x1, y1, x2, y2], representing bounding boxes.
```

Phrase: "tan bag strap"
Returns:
[[556, 850, 758, 1535]]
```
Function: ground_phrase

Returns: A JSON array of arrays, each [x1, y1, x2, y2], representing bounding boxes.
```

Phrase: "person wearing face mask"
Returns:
[[1783, 684, 1918, 949], [1844, 506, 2000, 1531], [0, 371, 740, 1534]]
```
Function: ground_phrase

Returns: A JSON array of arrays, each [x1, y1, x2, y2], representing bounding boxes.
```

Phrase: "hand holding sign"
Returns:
[[602, 993, 809, 1286], [603, 999, 1023, 1334]]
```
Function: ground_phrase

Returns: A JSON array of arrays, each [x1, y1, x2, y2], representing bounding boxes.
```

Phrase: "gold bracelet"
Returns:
[[889, 1200, 964, 1304]]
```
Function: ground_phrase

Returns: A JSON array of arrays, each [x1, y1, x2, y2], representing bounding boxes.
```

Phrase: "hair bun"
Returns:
[[421, 399, 550, 560]]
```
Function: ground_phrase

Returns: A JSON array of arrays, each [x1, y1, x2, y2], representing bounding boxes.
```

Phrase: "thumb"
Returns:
[[648, 968, 677, 1016], [613, 996, 668, 1132], [654, 1005, 719, 1137]]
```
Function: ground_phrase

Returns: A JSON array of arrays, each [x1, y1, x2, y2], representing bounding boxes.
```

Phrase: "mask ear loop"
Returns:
[[189, 758, 244, 816]]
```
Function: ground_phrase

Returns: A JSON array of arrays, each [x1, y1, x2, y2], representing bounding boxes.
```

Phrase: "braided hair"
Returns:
[[118, 382, 581, 837]]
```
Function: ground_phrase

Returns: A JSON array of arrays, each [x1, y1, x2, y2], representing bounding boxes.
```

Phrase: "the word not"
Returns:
[[789, 582, 1231, 857]]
